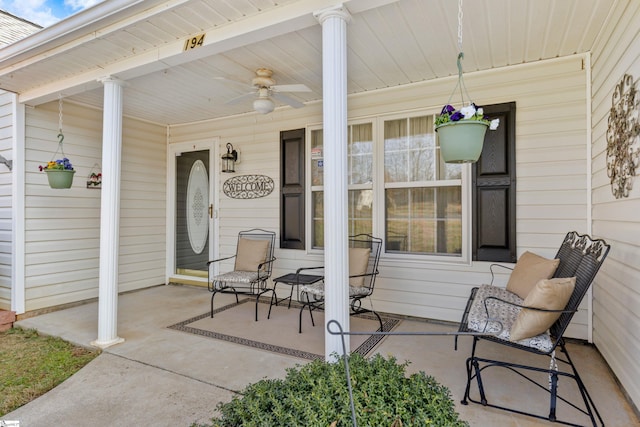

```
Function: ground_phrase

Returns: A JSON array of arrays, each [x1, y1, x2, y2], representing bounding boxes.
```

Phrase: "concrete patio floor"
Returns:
[[6, 284, 640, 426]]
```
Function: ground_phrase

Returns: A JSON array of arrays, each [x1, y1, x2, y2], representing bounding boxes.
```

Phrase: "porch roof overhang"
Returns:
[[0, 0, 617, 125]]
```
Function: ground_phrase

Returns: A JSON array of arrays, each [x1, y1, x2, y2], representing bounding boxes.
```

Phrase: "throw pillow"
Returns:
[[349, 247, 371, 287], [510, 277, 576, 341], [234, 238, 270, 272], [506, 251, 560, 299]]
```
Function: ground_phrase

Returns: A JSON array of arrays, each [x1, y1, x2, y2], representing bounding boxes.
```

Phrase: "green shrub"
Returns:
[[198, 353, 468, 427]]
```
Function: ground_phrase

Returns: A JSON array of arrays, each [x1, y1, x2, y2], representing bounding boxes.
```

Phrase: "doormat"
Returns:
[[168, 298, 400, 361]]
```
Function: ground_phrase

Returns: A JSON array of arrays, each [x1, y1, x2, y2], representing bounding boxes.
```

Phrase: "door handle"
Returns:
[[209, 204, 213, 219]]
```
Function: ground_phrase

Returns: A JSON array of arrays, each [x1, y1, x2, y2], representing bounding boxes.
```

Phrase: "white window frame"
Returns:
[[306, 109, 473, 264]]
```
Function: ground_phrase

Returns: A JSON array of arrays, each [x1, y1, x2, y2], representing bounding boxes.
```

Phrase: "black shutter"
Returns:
[[472, 102, 516, 262], [280, 128, 305, 249]]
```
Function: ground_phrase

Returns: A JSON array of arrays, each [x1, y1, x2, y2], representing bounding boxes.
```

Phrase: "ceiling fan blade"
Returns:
[[272, 83, 311, 92], [226, 92, 255, 105], [272, 92, 304, 108], [212, 76, 252, 89]]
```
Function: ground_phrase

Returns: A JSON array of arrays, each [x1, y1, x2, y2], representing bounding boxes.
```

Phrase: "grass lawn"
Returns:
[[0, 328, 100, 417]]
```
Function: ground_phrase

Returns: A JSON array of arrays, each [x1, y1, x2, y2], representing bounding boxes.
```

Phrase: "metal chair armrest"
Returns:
[[207, 254, 236, 266], [257, 256, 277, 273], [489, 263, 514, 286]]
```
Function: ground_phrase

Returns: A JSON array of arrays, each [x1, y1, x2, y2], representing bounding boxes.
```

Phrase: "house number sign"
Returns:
[[223, 175, 274, 199], [183, 33, 206, 51]]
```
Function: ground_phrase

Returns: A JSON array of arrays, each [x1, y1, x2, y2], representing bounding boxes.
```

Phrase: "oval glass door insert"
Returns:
[[186, 160, 209, 254]]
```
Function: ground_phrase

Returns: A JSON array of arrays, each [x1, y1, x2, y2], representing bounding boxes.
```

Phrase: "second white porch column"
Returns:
[[92, 77, 125, 349], [315, 5, 351, 360]]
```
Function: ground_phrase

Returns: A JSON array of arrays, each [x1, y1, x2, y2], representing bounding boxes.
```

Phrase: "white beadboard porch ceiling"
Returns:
[[0, 0, 617, 125]]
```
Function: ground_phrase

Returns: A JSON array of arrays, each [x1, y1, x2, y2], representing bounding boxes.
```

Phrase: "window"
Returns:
[[308, 110, 473, 260], [383, 115, 463, 256], [310, 123, 373, 248]]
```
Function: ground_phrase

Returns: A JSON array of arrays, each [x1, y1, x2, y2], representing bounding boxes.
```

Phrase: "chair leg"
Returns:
[[561, 341, 605, 427], [298, 293, 316, 333], [254, 294, 260, 321], [210, 291, 216, 318], [549, 370, 558, 421], [298, 303, 305, 333], [473, 357, 488, 406], [307, 299, 315, 327], [372, 310, 383, 332], [461, 356, 473, 405], [461, 340, 605, 427], [461, 337, 479, 405], [287, 285, 295, 309], [350, 297, 383, 331], [267, 290, 276, 319]]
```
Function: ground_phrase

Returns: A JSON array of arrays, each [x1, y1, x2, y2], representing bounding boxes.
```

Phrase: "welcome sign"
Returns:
[[223, 174, 274, 199]]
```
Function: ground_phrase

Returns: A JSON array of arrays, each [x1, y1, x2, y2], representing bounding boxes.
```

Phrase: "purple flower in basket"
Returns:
[[39, 157, 74, 171], [435, 102, 500, 130]]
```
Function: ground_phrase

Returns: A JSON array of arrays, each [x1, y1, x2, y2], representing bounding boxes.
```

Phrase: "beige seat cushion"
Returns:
[[510, 277, 576, 341], [506, 251, 560, 299], [349, 247, 371, 287], [234, 238, 270, 272]]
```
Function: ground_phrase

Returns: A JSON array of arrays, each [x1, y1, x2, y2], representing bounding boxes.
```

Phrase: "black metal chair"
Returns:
[[456, 231, 610, 426], [297, 234, 383, 333], [207, 229, 276, 321]]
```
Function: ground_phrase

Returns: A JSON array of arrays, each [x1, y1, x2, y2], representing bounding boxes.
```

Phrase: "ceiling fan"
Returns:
[[225, 68, 311, 114]]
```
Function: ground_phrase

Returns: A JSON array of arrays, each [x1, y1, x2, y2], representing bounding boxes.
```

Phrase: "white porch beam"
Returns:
[[315, 4, 351, 360], [91, 77, 125, 349], [12, 0, 396, 106]]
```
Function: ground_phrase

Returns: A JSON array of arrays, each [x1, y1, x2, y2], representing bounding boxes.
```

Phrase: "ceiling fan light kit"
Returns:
[[253, 98, 275, 114], [223, 68, 311, 114]]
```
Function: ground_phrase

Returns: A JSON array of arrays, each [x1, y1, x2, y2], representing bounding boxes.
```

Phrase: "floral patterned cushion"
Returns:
[[211, 271, 265, 289], [300, 283, 372, 298], [300, 283, 324, 297], [467, 284, 553, 352]]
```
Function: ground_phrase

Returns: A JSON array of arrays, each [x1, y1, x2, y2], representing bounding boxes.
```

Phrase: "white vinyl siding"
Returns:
[[24, 101, 166, 311], [0, 11, 40, 48], [0, 90, 13, 309], [169, 55, 591, 336], [590, 0, 640, 409]]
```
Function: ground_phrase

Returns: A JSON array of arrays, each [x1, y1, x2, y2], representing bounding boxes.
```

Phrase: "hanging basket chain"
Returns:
[[446, 0, 474, 108], [457, 0, 463, 52], [51, 95, 66, 162]]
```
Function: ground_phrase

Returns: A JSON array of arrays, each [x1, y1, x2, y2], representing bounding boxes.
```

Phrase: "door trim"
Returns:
[[166, 139, 220, 285]]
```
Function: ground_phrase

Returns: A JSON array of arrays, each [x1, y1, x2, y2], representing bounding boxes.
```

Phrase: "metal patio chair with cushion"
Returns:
[[297, 234, 383, 333], [207, 229, 276, 321], [456, 231, 610, 426]]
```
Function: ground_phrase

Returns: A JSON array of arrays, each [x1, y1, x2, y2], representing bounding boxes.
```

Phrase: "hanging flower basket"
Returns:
[[435, 103, 500, 164], [45, 169, 76, 189], [436, 120, 489, 163], [39, 113, 75, 189]]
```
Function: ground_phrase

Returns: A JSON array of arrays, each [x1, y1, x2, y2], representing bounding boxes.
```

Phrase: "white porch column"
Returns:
[[11, 95, 26, 314], [315, 5, 351, 360], [91, 77, 125, 349]]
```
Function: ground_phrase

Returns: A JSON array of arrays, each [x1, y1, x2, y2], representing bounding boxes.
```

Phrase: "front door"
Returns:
[[168, 140, 218, 286]]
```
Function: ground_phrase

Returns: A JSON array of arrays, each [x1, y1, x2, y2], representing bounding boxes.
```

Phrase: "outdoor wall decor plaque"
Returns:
[[223, 174, 274, 199], [606, 73, 640, 199]]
